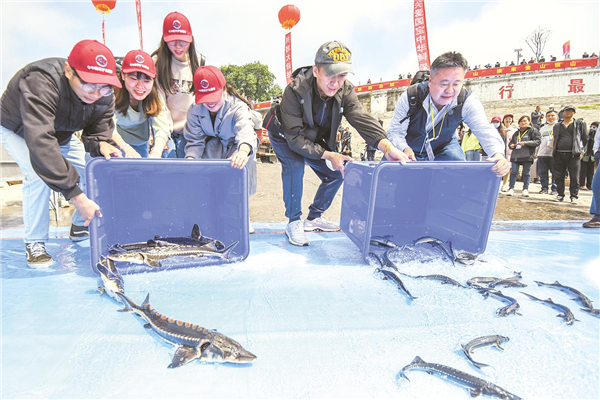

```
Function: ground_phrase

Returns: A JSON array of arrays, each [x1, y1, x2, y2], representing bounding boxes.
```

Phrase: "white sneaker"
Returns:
[[249, 222, 255, 234], [303, 217, 340, 232], [285, 220, 309, 246], [501, 185, 508, 192], [522, 189, 529, 197], [507, 189, 514, 196]]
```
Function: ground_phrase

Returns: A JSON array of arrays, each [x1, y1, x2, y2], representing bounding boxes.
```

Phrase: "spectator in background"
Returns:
[[550, 55, 557, 61], [528, 57, 535, 64], [500, 114, 516, 192], [531, 105, 543, 129], [490, 116, 505, 162], [398, 73, 404, 79], [367, 78, 372, 84], [582, 52, 590, 58], [494, 62, 501, 68], [539, 55, 546, 62], [590, 53, 598, 58], [461, 127, 482, 161], [509, 61, 515, 66], [552, 105, 588, 203], [536, 110, 559, 194], [520, 60, 527, 65], [407, 72, 412, 79], [507, 115, 541, 197], [580, 122, 597, 190]]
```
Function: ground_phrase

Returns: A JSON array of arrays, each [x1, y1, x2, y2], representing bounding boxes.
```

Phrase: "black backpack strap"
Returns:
[[399, 84, 422, 124]]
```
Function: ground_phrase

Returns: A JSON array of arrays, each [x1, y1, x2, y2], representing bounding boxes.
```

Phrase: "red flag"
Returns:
[[135, 0, 143, 51], [563, 41, 571, 58], [285, 32, 293, 84], [413, 0, 431, 71]]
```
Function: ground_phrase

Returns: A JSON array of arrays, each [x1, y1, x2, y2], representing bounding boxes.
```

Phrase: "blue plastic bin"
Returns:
[[86, 158, 249, 273], [340, 161, 500, 263]]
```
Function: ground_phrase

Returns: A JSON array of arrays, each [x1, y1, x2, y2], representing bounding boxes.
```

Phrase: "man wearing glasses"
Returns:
[[1, 40, 122, 268]]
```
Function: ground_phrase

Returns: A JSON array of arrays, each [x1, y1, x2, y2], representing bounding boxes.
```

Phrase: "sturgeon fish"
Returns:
[[581, 308, 600, 317], [468, 272, 522, 289], [370, 236, 399, 248], [107, 241, 238, 268], [478, 289, 521, 316], [117, 293, 256, 368], [410, 274, 466, 288], [154, 224, 226, 249], [488, 279, 527, 289], [398, 356, 522, 400], [376, 268, 417, 301], [534, 280, 594, 309], [461, 335, 510, 369], [96, 257, 125, 302], [520, 292, 577, 325], [414, 236, 455, 266]]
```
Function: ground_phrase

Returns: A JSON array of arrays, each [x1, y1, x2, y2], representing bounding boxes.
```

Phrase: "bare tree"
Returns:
[[525, 27, 553, 61]]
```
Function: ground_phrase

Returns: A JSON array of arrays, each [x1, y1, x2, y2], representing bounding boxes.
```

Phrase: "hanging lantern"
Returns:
[[278, 5, 300, 30], [92, 0, 117, 14]]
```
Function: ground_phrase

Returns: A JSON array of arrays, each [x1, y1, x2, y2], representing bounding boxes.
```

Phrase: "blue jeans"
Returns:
[[122, 142, 149, 158], [590, 168, 600, 217], [414, 138, 466, 161], [509, 161, 532, 190], [269, 132, 343, 222], [1, 126, 86, 243], [163, 131, 187, 158], [465, 150, 482, 161]]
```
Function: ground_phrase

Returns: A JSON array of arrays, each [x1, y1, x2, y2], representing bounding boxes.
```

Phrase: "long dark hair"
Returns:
[[114, 72, 162, 117], [225, 85, 252, 109], [151, 39, 200, 95]]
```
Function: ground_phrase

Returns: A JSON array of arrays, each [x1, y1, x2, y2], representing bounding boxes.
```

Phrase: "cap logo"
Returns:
[[135, 55, 145, 64], [96, 55, 108, 68], [327, 47, 350, 62], [200, 79, 210, 89], [173, 20, 181, 29]]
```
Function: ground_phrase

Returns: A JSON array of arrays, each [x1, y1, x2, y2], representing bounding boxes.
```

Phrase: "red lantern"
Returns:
[[92, 0, 117, 14], [278, 5, 300, 30]]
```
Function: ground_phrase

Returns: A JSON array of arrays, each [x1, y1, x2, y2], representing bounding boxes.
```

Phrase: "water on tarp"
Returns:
[[1, 222, 599, 399]]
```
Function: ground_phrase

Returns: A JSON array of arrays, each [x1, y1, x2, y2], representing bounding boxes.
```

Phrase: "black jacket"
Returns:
[[551, 119, 588, 157], [509, 127, 541, 162], [280, 66, 386, 159], [1, 58, 116, 199]]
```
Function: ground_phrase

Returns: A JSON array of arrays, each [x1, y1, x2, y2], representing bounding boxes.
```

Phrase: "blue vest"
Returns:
[[406, 82, 470, 155]]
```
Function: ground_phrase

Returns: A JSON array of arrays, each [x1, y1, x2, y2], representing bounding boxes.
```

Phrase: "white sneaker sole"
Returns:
[[303, 225, 340, 232], [285, 231, 309, 246], [27, 259, 54, 269]]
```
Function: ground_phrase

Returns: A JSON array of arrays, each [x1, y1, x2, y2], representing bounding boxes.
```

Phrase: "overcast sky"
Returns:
[[1, 0, 599, 92]]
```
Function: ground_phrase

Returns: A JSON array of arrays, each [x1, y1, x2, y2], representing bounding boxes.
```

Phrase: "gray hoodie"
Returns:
[[536, 122, 557, 157]]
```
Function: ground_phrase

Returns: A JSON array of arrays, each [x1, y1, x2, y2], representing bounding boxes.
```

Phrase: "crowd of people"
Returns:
[[1, 10, 597, 267]]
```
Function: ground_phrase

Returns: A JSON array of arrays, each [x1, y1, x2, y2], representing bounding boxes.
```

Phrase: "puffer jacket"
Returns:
[[509, 126, 541, 162]]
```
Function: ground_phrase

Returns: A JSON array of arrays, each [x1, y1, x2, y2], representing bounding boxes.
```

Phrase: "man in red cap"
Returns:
[[0, 39, 122, 268]]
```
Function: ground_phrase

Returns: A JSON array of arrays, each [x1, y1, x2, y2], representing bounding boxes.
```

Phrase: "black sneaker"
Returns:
[[25, 242, 53, 268], [538, 189, 548, 194], [557, 195, 565, 202], [69, 224, 89, 242]]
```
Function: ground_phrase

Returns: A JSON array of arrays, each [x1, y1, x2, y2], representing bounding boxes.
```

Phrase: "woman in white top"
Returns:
[[112, 50, 172, 158], [151, 11, 206, 158], [184, 65, 257, 196]]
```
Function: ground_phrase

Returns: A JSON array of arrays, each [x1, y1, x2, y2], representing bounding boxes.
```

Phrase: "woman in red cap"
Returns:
[[112, 50, 172, 158], [500, 114, 515, 192], [184, 66, 258, 229], [0, 40, 121, 268], [151, 11, 206, 158]]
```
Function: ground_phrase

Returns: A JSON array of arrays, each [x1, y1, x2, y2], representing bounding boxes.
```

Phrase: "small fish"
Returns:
[[376, 268, 417, 301], [521, 292, 577, 325], [488, 279, 527, 289], [580, 308, 600, 317], [96, 257, 125, 302], [414, 237, 455, 266], [534, 280, 594, 309], [479, 288, 521, 316], [370, 236, 398, 248], [414, 236, 444, 245], [468, 276, 499, 288], [412, 274, 465, 288], [461, 335, 510, 369], [398, 356, 522, 400]]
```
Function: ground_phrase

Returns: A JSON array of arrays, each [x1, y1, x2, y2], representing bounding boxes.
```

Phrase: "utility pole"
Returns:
[[514, 48, 523, 65]]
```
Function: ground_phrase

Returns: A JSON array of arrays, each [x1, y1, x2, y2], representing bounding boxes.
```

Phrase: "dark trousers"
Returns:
[[554, 152, 581, 199], [509, 161, 532, 190], [366, 150, 376, 161], [537, 157, 556, 192], [269, 132, 344, 222], [580, 159, 595, 189]]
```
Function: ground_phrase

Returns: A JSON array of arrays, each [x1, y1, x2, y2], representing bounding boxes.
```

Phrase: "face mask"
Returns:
[[493, 122, 500, 128]]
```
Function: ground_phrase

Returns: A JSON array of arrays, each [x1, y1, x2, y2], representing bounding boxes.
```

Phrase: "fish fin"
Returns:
[[545, 298, 554, 303], [396, 370, 410, 382], [469, 388, 482, 397], [534, 280, 543, 286], [142, 254, 161, 268], [516, 311, 522, 316], [553, 280, 561, 285], [154, 235, 162, 240], [218, 241, 239, 258], [191, 224, 201, 240], [143, 323, 152, 330], [497, 344, 505, 351], [146, 239, 158, 247], [141, 293, 151, 309], [168, 346, 200, 369], [200, 241, 219, 251], [115, 293, 135, 312], [97, 286, 105, 295], [472, 361, 489, 369], [411, 356, 425, 364]]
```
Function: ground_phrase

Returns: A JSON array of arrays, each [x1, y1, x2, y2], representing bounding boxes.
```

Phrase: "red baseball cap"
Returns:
[[121, 50, 156, 78], [67, 40, 121, 88], [163, 12, 193, 43], [491, 116, 501, 122], [193, 66, 226, 104]]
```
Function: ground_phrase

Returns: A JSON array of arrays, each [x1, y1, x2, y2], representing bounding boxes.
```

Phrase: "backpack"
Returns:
[[262, 102, 285, 139], [399, 77, 467, 125]]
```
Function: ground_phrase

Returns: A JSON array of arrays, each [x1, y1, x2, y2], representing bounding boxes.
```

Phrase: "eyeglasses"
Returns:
[[71, 68, 114, 97], [167, 40, 189, 47]]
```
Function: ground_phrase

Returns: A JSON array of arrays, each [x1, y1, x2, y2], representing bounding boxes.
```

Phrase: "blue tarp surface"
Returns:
[[1, 221, 599, 399]]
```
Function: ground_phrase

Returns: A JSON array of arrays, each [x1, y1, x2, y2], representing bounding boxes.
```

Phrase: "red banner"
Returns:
[[353, 58, 598, 94], [136, 0, 143, 51], [563, 40, 570, 58], [413, 0, 431, 71], [285, 32, 292, 84]]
